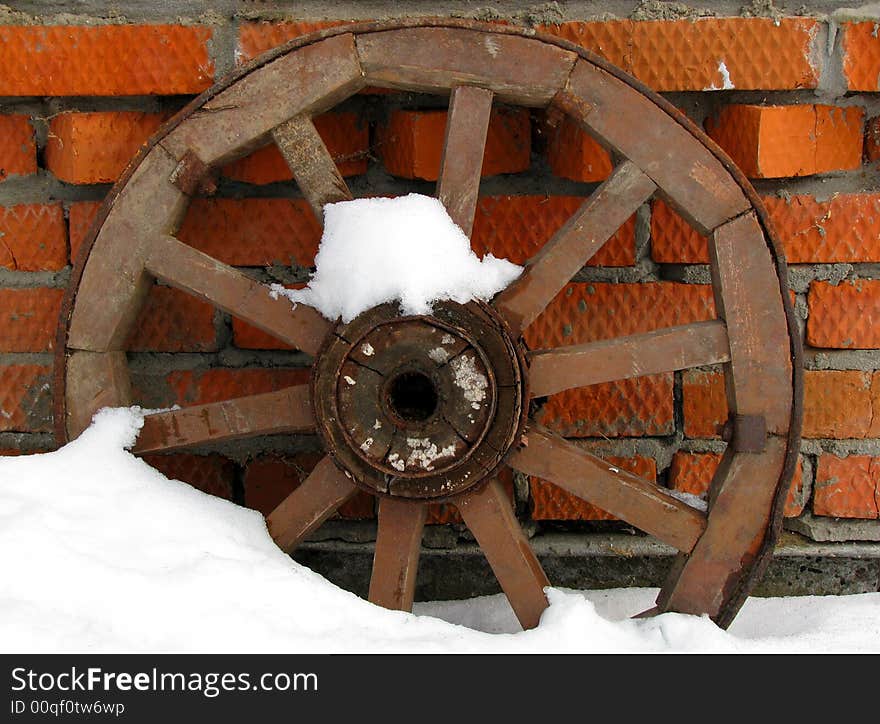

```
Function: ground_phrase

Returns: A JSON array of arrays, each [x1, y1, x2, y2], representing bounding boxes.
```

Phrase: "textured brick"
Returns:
[[814, 455, 880, 518], [167, 368, 310, 407], [127, 286, 217, 353], [237, 20, 353, 63], [538, 20, 633, 70], [842, 21, 880, 91], [803, 370, 874, 439], [142, 453, 235, 500], [377, 107, 530, 180], [866, 116, 880, 161], [0, 25, 213, 96], [243, 453, 374, 520], [0, 203, 67, 271], [0, 364, 53, 433], [178, 198, 320, 267], [682, 369, 727, 439], [222, 112, 369, 184], [68, 201, 102, 263], [543, 112, 613, 183], [0, 288, 63, 353], [669, 451, 806, 517], [0, 115, 36, 182], [650, 200, 707, 264], [530, 454, 656, 520], [807, 280, 880, 349], [472, 196, 634, 267], [46, 112, 169, 185], [706, 105, 864, 178]]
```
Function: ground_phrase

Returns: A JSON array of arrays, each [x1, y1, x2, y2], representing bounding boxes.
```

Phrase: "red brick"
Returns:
[[814, 455, 880, 518], [0, 203, 67, 271], [472, 196, 634, 267], [0, 364, 53, 432], [0, 289, 64, 352], [807, 280, 880, 349], [543, 112, 612, 182], [46, 112, 169, 185], [127, 286, 217, 353], [803, 370, 874, 439], [866, 116, 880, 161], [0, 25, 213, 96], [237, 20, 353, 63], [530, 454, 656, 520], [167, 368, 310, 407], [68, 201, 102, 263], [538, 20, 633, 70], [178, 198, 320, 267], [222, 112, 369, 184], [682, 369, 727, 439], [669, 451, 806, 517], [0, 115, 36, 181], [377, 107, 530, 180], [650, 200, 707, 264], [706, 104, 863, 178], [141, 453, 235, 500], [243, 453, 374, 520], [842, 21, 880, 91]]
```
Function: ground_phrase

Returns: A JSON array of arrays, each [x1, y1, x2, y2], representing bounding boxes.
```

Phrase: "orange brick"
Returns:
[[46, 112, 169, 185], [803, 370, 874, 439], [178, 198, 320, 267], [650, 200, 708, 264], [377, 107, 530, 180], [237, 20, 353, 63], [842, 21, 880, 91], [544, 113, 612, 182], [706, 105, 863, 178], [0, 364, 53, 432], [669, 451, 806, 517], [682, 370, 727, 439], [142, 452, 235, 500], [0, 115, 36, 181], [538, 20, 634, 70], [127, 286, 217, 353], [0, 289, 63, 352], [68, 201, 102, 263], [167, 368, 310, 407], [222, 112, 369, 184], [472, 196, 634, 267], [0, 203, 67, 271], [243, 453, 374, 520], [807, 280, 880, 349], [866, 116, 880, 161], [530, 454, 656, 520], [233, 284, 304, 350], [814, 455, 880, 518], [0, 25, 213, 96]]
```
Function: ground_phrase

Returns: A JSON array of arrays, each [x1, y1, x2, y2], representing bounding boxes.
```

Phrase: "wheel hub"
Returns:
[[312, 300, 526, 500]]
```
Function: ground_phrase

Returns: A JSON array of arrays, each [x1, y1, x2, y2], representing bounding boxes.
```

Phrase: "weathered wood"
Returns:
[[133, 385, 313, 453], [456, 477, 550, 630], [560, 59, 750, 233], [267, 456, 359, 553], [65, 351, 131, 439], [493, 161, 655, 335], [528, 320, 730, 397], [273, 114, 352, 224], [161, 34, 365, 166], [368, 498, 426, 612], [510, 428, 707, 553], [145, 235, 331, 357], [437, 85, 494, 236], [356, 27, 576, 107]]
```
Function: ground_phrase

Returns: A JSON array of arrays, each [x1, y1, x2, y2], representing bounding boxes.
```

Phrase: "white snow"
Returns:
[[1, 407, 880, 653], [704, 60, 735, 90], [275, 194, 523, 322]]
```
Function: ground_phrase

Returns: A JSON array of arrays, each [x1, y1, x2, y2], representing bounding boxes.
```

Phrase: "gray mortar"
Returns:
[[786, 510, 880, 540]]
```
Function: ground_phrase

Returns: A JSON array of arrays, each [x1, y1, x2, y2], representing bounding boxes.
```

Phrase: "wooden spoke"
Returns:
[[273, 114, 353, 225], [368, 499, 427, 612], [456, 477, 549, 630], [144, 235, 331, 356], [437, 85, 494, 236], [267, 456, 359, 553], [493, 161, 656, 335], [528, 320, 730, 398], [133, 385, 313, 454], [510, 428, 707, 553]]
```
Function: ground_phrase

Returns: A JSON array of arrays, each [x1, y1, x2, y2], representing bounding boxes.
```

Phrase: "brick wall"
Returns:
[[2, 5, 880, 546]]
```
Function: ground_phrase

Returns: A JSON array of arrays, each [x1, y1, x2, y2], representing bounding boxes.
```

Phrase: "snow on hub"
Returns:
[[312, 299, 527, 501]]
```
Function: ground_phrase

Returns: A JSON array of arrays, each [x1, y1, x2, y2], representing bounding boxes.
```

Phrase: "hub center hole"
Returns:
[[388, 371, 438, 422]]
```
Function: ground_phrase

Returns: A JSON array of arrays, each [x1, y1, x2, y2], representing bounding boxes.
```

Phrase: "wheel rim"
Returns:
[[55, 18, 803, 631]]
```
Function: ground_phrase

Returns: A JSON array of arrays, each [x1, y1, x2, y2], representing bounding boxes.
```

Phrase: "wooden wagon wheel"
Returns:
[[55, 19, 802, 631]]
